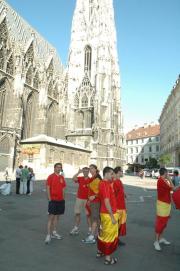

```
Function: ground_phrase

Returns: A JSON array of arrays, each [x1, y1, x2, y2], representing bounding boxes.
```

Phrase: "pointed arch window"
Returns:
[[74, 93, 79, 108], [89, 0, 94, 19], [25, 65, 33, 85], [48, 80, 53, 97], [84, 45, 92, 77], [33, 72, 39, 89], [0, 48, 5, 70], [90, 96, 94, 107], [47, 104, 56, 137], [24, 93, 35, 138], [0, 78, 6, 127], [6, 54, 14, 75], [81, 94, 88, 108]]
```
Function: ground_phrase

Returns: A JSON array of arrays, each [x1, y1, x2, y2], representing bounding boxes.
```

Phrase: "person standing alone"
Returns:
[[45, 163, 66, 244]]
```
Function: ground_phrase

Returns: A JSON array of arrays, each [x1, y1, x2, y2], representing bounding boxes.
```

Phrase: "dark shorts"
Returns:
[[48, 200, 65, 215]]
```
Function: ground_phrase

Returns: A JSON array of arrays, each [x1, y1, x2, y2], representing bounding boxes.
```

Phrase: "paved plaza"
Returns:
[[0, 176, 180, 271]]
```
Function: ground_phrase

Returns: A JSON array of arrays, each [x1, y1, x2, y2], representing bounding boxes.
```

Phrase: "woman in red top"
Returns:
[[82, 164, 102, 244], [45, 163, 66, 244], [154, 167, 174, 251], [113, 166, 127, 245]]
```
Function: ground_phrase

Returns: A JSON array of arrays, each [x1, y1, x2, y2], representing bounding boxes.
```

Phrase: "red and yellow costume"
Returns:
[[88, 177, 101, 202], [97, 180, 118, 255], [155, 177, 172, 234], [113, 179, 127, 236]]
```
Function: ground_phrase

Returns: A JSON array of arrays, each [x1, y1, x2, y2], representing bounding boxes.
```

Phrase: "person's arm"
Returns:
[[72, 168, 82, 182], [166, 176, 175, 190], [104, 198, 117, 224], [46, 185, 51, 201]]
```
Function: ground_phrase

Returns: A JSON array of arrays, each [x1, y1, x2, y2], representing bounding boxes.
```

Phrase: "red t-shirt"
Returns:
[[46, 173, 66, 201], [113, 179, 126, 210], [99, 180, 117, 214], [157, 177, 172, 204], [76, 176, 91, 200]]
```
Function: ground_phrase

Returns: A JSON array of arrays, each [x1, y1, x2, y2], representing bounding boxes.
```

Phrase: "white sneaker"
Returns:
[[51, 231, 63, 240], [70, 226, 79, 235], [45, 234, 51, 244], [159, 238, 171, 245], [154, 241, 161, 251], [82, 234, 96, 244]]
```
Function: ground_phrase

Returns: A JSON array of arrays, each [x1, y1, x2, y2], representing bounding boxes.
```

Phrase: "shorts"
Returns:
[[90, 202, 100, 221], [74, 198, 88, 215], [48, 200, 65, 215]]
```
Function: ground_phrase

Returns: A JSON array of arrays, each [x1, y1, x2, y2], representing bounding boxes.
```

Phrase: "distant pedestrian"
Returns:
[[15, 165, 23, 194], [70, 167, 91, 236], [20, 166, 29, 194], [172, 170, 180, 187], [27, 167, 35, 195], [154, 168, 174, 251], [45, 163, 66, 244]]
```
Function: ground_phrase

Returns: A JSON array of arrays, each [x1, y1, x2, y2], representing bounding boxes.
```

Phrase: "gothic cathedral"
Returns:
[[0, 0, 125, 174]]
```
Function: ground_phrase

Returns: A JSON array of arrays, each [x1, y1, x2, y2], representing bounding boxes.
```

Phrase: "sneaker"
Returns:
[[70, 227, 79, 235], [45, 234, 51, 244], [154, 241, 161, 251], [159, 238, 171, 245], [51, 231, 63, 240], [82, 235, 96, 244]]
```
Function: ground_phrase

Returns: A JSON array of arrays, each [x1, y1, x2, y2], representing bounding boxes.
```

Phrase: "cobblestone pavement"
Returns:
[[0, 176, 179, 271]]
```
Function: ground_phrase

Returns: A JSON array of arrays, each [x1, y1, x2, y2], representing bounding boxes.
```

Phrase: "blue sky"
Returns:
[[6, 0, 180, 132]]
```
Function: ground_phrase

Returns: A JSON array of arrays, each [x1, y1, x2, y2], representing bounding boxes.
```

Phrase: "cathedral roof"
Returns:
[[0, 0, 63, 73]]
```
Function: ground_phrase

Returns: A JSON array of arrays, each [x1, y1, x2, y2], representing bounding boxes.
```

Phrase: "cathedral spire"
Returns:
[[66, 0, 124, 167]]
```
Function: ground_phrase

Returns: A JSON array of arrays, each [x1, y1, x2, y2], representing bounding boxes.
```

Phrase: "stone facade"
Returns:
[[0, 0, 125, 174], [159, 75, 180, 166]]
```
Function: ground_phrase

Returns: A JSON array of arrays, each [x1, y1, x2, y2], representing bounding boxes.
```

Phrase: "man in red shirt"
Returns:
[[113, 166, 127, 246], [154, 167, 174, 251], [97, 167, 118, 265], [45, 163, 66, 244], [70, 167, 91, 235]]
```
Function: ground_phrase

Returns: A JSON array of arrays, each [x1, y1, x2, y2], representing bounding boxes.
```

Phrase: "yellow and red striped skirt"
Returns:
[[155, 200, 171, 234], [117, 209, 127, 236], [97, 213, 119, 255]]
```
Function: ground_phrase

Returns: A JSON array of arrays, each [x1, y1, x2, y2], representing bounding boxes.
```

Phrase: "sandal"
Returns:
[[104, 257, 118, 265], [96, 251, 104, 258]]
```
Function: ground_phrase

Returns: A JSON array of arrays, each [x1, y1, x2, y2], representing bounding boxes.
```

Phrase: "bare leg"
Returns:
[[155, 233, 160, 241], [47, 215, 54, 235], [74, 213, 81, 227], [86, 215, 91, 230], [53, 215, 60, 232]]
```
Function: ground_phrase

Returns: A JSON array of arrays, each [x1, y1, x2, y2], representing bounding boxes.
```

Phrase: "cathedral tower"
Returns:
[[66, 0, 125, 168]]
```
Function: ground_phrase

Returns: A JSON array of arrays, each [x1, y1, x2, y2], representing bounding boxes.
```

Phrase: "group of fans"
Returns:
[[44, 163, 180, 265], [45, 163, 126, 265]]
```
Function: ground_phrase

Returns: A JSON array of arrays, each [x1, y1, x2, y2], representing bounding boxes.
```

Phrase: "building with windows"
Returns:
[[159, 75, 180, 167], [0, 0, 125, 176], [126, 124, 160, 167]]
